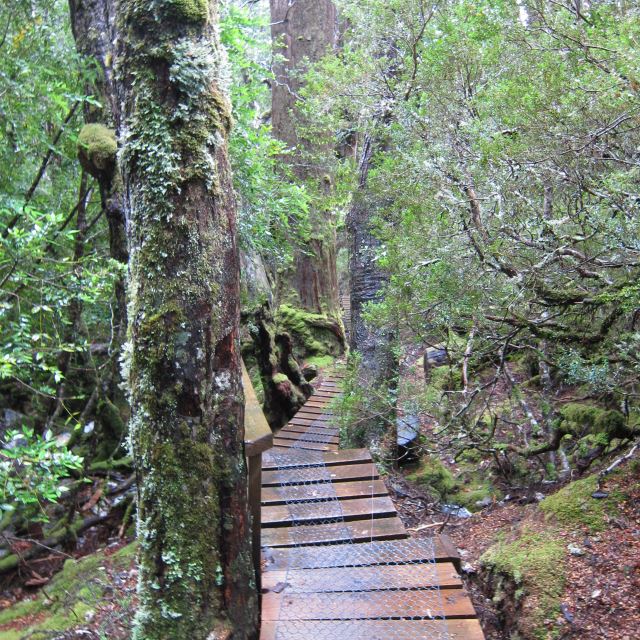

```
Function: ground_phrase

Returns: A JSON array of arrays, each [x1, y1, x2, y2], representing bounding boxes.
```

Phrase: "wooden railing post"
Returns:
[[242, 362, 273, 594]]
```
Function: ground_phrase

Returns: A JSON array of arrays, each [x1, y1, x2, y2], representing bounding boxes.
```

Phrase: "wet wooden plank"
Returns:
[[278, 423, 339, 436], [262, 538, 459, 571], [260, 619, 485, 640], [274, 431, 340, 445], [262, 587, 476, 620], [290, 411, 332, 420], [262, 462, 379, 487], [262, 448, 371, 470], [288, 417, 333, 428], [271, 438, 337, 451], [304, 398, 333, 411], [262, 496, 396, 527], [261, 479, 388, 504], [278, 424, 338, 437], [262, 562, 463, 593], [261, 515, 406, 547]]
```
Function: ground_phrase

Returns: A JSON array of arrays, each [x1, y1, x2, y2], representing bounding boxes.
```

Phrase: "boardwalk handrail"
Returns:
[[242, 361, 273, 590]]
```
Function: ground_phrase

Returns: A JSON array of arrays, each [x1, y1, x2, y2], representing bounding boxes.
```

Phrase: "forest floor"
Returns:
[[1, 359, 639, 639], [390, 345, 640, 640], [390, 467, 640, 640]]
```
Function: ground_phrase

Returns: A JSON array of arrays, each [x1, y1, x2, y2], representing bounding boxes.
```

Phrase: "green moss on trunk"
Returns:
[[116, 0, 257, 637]]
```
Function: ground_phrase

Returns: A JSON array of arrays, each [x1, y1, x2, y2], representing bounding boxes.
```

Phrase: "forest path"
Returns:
[[259, 374, 485, 639]]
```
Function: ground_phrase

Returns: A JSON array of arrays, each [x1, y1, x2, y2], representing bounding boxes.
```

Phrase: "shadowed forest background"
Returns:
[[0, 0, 639, 638]]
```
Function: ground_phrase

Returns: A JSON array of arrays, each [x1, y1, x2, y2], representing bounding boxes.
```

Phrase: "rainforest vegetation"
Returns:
[[0, 0, 639, 638]]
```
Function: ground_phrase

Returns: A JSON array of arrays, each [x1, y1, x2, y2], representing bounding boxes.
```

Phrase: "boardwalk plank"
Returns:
[[262, 587, 476, 620], [272, 438, 337, 451], [262, 538, 460, 570], [278, 423, 339, 436], [261, 515, 406, 547], [262, 462, 379, 487], [260, 619, 485, 640], [262, 562, 463, 592], [262, 448, 371, 470], [275, 431, 340, 445], [261, 479, 387, 504], [262, 495, 397, 526]]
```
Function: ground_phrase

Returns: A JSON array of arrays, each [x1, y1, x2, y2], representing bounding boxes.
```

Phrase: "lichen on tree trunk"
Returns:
[[114, 1, 258, 637]]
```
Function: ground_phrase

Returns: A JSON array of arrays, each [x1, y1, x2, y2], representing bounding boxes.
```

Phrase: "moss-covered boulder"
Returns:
[[559, 403, 629, 439], [77, 123, 117, 179], [276, 304, 345, 361], [407, 456, 458, 500], [407, 455, 501, 511]]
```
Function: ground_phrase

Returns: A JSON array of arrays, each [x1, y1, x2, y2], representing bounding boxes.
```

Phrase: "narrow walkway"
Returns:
[[260, 374, 485, 640]]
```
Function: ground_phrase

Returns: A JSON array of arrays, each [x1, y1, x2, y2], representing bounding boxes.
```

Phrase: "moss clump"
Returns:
[[407, 456, 458, 499], [77, 123, 117, 178], [539, 474, 616, 532], [276, 304, 343, 359], [481, 529, 565, 639], [453, 485, 501, 510], [559, 403, 627, 436], [166, 0, 209, 21], [272, 373, 289, 384], [429, 365, 462, 391], [0, 543, 136, 639], [305, 354, 335, 368]]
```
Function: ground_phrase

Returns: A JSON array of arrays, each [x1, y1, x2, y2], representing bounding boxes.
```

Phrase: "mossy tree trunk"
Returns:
[[68, 0, 128, 336], [270, 0, 345, 353], [69, 0, 129, 441], [113, 1, 258, 638], [347, 133, 398, 460]]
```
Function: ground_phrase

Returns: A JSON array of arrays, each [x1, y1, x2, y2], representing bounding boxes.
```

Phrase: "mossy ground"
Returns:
[[0, 543, 137, 640], [476, 467, 635, 639], [540, 473, 622, 532], [305, 354, 335, 368], [481, 529, 565, 640], [406, 455, 501, 511]]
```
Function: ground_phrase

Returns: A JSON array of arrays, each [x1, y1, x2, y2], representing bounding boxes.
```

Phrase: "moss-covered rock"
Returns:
[[407, 456, 458, 500], [276, 304, 344, 360], [539, 474, 619, 532], [77, 123, 117, 178], [559, 403, 627, 438], [0, 543, 136, 640], [454, 485, 500, 510], [429, 365, 462, 392], [481, 529, 565, 640]]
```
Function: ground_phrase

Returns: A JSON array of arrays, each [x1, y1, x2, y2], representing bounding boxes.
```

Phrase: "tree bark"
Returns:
[[112, 1, 258, 638], [270, 0, 342, 321], [68, 0, 128, 338], [347, 133, 398, 458]]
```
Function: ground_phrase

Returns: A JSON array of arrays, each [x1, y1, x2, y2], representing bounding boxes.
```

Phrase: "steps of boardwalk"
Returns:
[[259, 371, 485, 640]]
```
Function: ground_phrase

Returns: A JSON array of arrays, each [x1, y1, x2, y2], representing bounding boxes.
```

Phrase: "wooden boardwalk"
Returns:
[[260, 373, 484, 640]]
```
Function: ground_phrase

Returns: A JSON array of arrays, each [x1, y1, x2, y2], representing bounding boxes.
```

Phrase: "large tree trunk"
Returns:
[[270, 0, 343, 338], [113, 1, 258, 638], [347, 133, 398, 459]]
